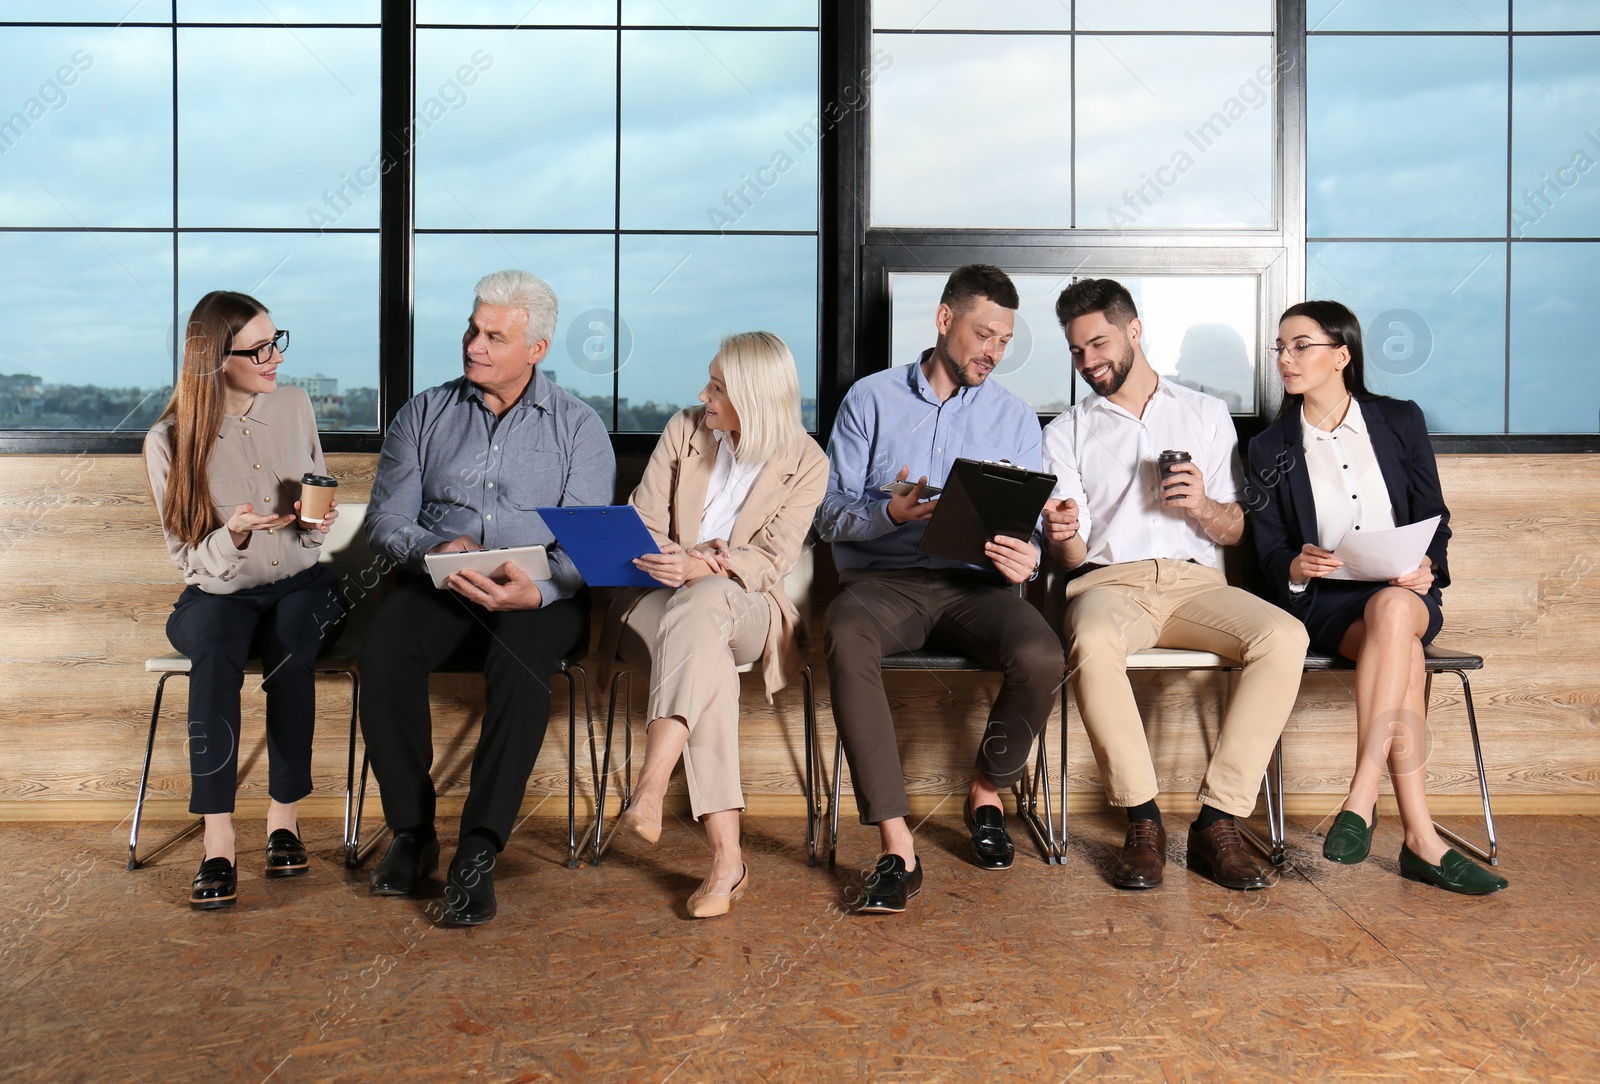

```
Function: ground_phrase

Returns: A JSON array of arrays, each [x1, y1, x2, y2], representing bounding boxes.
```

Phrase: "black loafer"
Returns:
[[369, 830, 440, 897], [964, 800, 1015, 870], [440, 849, 497, 926], [853, 854, 922, 915], [189, 856, 237, 911], [264, 828, 309, 878]]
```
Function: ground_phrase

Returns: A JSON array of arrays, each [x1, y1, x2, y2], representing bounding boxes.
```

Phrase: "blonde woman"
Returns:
[[599, 331, 827, 917], [144, 290, 345, 910]]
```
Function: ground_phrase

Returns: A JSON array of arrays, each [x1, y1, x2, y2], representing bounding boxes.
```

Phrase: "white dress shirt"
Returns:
[[1300, 399, 1396, 551], [700, 429, 765, 541], [1041, 378, 1242, 569]]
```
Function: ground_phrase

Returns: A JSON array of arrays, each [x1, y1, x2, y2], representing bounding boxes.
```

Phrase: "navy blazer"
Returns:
[[1245, 394, 1451, 614]]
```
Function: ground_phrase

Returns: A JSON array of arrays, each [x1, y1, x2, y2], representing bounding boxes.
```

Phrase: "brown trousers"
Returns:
[[823, 569, 1065, 825]]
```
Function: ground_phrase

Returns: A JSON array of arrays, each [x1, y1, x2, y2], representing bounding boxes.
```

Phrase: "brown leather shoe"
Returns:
[[1187, 819, 1272, 890], [1111, 819, 1167, 889]]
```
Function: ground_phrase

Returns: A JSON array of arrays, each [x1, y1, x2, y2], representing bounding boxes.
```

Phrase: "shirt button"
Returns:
[[485, 514, 493, 521], [267, 528, 275, 534], [271, 559, 279, 566], [1355, 526, 1361, 530], [253, 464, 261, 470], [1342, 464, 1348, 470], [242, 428, 250, 435], [1351, 495, 1357, 500], [263, 497, 272, 503], [487, 482, 494, 488], [492, 444, 500, 451]]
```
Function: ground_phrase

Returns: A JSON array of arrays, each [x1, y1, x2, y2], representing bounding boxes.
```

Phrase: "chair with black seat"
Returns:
[[589, 547, 826, 866], [823, 583, 1066, 869], [130, 501, 379, 871], [1284, 643, 1498, 865]]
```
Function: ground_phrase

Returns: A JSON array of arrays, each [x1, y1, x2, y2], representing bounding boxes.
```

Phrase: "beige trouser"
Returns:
[[1065, 560, 1308, 817], [612, 577, 770, 819]]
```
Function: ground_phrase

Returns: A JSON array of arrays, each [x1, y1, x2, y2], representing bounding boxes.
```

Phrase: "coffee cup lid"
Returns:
[[301, 473, 339, 486]]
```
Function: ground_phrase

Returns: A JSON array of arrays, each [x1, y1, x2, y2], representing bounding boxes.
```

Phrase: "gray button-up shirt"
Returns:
[[366, 367, 616, 604]]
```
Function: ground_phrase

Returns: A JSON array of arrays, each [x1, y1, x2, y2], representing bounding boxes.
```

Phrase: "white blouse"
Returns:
[[1300, 399, 1396, 552], [700, 429, 764, 542]]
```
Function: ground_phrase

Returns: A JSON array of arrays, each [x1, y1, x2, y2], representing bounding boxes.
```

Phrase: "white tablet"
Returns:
[[422, 544, 551, 589]]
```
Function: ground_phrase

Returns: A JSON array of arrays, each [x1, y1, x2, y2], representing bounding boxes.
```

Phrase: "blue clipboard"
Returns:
[[535, 505, 663, 588]]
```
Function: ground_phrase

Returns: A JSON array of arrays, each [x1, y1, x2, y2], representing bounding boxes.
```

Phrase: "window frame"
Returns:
[[2, 0, 1596, 454]]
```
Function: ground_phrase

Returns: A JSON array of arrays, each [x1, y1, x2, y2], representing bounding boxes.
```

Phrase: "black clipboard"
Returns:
[[916, 458, 1056, 567], [535, 505, 662, 588]]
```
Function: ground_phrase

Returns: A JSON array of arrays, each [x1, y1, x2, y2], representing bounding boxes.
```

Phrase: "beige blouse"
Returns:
[[144, 385, 328, 594]]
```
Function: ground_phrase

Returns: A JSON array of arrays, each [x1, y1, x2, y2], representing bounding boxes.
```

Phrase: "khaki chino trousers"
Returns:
[[611, 577, 770, 819], [1065, 559, 1308, 818]]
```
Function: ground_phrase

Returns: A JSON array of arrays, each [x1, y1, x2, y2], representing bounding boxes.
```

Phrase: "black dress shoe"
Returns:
[[964, 800, 1015, 870], [264, 828, 309, 878], [189, 856, 237, 911], [369, 830, 440, 897], [440, 849, 497, 926], [853, 854, 922, 914]]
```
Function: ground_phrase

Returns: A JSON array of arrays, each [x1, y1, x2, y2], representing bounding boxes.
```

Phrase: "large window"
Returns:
[[0, 2, 382, 433], [864, 0, 1283, 422], [411, 3, 820, 432], [1306, 0, 1600, 435]]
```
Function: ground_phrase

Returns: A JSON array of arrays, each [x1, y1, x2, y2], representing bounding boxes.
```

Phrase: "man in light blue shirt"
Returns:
[[817, 264, 1063, 914], [360, 269, 615, 926]]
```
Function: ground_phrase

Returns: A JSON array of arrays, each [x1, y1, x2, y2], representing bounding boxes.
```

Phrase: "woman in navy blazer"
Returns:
[[1247, 301, 1505, 895]]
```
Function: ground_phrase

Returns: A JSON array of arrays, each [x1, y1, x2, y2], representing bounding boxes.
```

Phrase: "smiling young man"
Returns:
[[359, 269, 615, 925], [1039, 278, 1307, 893], [816, 264, 1064, 914]]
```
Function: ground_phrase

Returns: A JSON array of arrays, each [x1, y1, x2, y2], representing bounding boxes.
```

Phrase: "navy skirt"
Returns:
[[1300, 579, 1444, 657]]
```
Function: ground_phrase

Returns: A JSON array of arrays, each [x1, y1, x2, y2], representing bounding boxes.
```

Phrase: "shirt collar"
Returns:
[[909, 350, 980, 406], [1085, 376, 1176, 421], [230, 393, 274, 425], [1301, 398, 1363, 440], [460, 366, 552, 415]]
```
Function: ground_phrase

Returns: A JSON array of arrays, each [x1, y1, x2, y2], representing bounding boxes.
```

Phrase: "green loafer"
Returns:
[[1399, 845, 1509, 895], [1322, 807, 1376, 864]]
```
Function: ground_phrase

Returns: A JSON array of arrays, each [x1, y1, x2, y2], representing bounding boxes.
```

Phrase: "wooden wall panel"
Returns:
[[1, 452, 1597, 821]]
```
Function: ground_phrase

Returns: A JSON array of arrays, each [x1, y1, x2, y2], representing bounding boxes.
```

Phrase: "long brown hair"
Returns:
[[155, 290, 268, 545]]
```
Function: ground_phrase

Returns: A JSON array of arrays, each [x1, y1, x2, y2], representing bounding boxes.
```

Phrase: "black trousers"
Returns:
[[823, 568, 1065, 825], [165, 564, 345, 815], [357, 576, 589, 851]]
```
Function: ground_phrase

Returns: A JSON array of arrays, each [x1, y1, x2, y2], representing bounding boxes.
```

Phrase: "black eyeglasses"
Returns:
[[1268, 341, 1336, 361], [227, 329, 290, 366]]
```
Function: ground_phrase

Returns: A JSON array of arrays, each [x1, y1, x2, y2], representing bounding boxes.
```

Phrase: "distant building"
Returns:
[[281, 373, 339, 398]]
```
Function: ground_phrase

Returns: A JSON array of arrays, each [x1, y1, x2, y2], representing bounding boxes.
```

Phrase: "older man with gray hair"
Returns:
[[359, 269, 615, 925]]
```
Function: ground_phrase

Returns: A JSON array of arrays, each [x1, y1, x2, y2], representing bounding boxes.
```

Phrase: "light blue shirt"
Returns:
[[815, 353, 1043, 573], [366, 367, 616, 604]]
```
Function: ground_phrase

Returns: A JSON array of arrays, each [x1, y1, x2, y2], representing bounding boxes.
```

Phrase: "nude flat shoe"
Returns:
[[615, 803, 662, 845], [686, 864, 749, 919]]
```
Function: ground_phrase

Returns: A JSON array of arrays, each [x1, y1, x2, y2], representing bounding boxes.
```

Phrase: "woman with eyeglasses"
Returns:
[[1246, 300, 1505, 895], [596, 331, 827, 918], [144, 290, 346, 910]]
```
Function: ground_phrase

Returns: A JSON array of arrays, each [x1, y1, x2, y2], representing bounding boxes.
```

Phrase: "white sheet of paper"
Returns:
[[1325, 516, 1442, 582]]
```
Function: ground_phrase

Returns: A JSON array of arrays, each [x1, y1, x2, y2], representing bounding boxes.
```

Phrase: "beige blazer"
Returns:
[[599, 407, 829, 702]]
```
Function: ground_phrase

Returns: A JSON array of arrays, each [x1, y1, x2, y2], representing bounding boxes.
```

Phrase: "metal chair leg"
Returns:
[[1241, 737, 1287, 866], [559, 666, 580, 869], [591, 670, 626, 866], [802, 667, 821, 867], [129, 672, 204, 871], [1429, 669, 1499, 866], [341, 670, 361, 867], [828, 736, 844, 868], [1013, 722, 1062, 865], [1058, 681, 1069, 858]]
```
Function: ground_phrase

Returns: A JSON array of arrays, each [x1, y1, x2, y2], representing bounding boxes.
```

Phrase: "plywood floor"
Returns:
[[3, 813, 1596, 1082]]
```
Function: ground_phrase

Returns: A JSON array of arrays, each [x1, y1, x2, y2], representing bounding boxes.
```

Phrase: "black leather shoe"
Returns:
[[264, 828, 309, 877], [1322, 807, 1376, 865], [440, 849, 497, 926], [369, 830, 439, 897], [964, 800, 1015, 870], [1400, 845, 1508, 895], [189, 856, 237, 910], [853, 854, 922, 914]]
